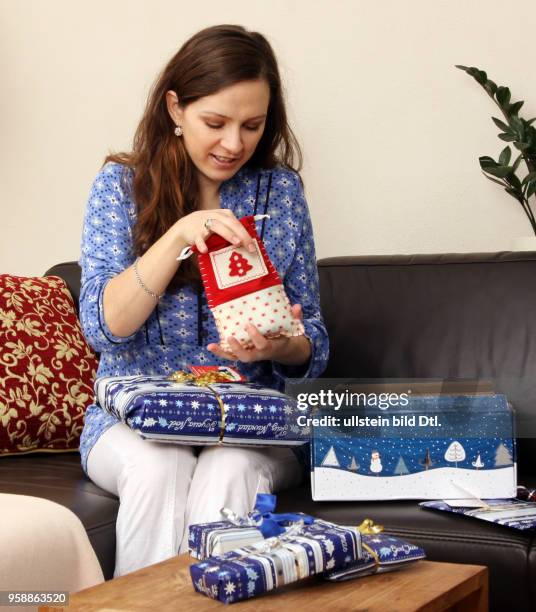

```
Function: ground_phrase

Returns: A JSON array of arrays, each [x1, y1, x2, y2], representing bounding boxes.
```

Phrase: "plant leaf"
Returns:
[[481, 171, 507, 187], [522, 171, 536, 186], [506, 173, 522, 191], [504, 187, 525, 203], [511, 116, 524, 133], [479, 155, 498, 168], [476, 70, 488, 85], [482, 165, 513, 178], [485, 79, 498, 95], [499, 146, 511, 166], [512, 153, 524, 173], [498, 133, 517, 142], [509, 100, 524, 116], [527, 181, 536, 198], [496, 86, 511, 106], [492, 117, 511, 132]]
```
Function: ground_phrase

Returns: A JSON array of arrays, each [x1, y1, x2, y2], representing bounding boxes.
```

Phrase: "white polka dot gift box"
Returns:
[[94, 373, 310, 446], [178, 214, 304, 352]]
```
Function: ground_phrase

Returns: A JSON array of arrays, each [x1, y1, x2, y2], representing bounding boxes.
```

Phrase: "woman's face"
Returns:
[[167, 79, 270, 193]]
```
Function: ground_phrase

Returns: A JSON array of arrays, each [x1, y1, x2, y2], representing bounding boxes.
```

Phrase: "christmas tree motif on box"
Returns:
[[419, 448, 434, 471], [394, 456, 410, 476], [321, 445, 340, 467], [495, 442, 513, 467], [444, 441, 466, 468], [472, 453, 484, 469], [228, 251, 253, 277], [347, 456, 359, 471]]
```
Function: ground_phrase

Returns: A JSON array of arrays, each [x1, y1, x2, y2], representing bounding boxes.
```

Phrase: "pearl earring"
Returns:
[[174, 125, 183, 137]]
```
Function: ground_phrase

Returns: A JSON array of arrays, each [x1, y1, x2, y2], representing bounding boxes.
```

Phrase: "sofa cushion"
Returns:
[[0, 274, 98, 456]]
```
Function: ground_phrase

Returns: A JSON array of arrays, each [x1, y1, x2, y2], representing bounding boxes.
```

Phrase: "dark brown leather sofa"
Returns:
[[1, 252, 535, 611]]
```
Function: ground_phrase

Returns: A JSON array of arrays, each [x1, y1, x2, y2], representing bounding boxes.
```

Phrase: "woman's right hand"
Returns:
[[174, 209, 256, 254]]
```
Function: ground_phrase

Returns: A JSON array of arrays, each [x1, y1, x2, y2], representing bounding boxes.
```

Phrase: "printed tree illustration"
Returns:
[[472, 453, 485, 469], [347, 456, 359, 471], [495, 443, 513, 467], [419, 448, 434, 471], [229, 251, 252, 277], [394, 456, 410, 476], [321, 446, 340, 468], [444, 441, 466, 468]]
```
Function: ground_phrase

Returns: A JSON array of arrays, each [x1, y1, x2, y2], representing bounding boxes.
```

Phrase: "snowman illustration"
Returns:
[[369, 450, 383, 474]]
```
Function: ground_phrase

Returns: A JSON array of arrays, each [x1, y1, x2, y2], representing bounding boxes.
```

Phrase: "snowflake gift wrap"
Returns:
[[190, 519, 362, 604], [94, 375, 309, 446], [179, 214, 304, 352], [324, 532, 425, 581], [420, 498, 536, 531]]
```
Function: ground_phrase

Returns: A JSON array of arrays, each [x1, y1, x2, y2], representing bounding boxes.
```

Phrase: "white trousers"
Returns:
[[86, 423, 303, 577]]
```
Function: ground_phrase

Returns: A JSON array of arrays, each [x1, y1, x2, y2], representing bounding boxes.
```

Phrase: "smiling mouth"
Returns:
[[211, 154, 239, 162]]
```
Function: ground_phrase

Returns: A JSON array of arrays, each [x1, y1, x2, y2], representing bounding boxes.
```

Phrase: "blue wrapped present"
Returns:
[[324, 526, 425, 581], [189, 494, 314, 559], [190, 519, 362, 604], [420, 498, 536, 531], [95, 375, 309, 446]]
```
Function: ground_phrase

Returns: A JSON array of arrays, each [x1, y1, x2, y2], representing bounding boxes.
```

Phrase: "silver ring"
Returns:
[[204, 217, 214, 232]]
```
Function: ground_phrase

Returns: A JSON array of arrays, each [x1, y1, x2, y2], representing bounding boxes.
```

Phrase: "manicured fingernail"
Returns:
[[248, 243, 255, 252], [232, 236, 240, 245]]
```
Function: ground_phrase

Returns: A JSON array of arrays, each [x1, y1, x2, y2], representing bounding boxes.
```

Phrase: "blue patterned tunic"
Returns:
[[78, 161, 329, 474]]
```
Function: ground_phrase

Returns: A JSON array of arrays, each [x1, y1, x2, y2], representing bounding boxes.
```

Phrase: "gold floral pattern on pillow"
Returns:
[[0, 274, 98, 456]]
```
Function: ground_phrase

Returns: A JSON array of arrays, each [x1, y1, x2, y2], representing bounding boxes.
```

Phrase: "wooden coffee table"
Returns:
[[39, 555, 488, 611]]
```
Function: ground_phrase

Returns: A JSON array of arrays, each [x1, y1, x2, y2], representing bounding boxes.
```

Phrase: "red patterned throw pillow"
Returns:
[[0, 274, 99, 456]]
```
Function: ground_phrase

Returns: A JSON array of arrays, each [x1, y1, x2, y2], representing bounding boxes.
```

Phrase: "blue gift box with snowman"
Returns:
[[310, 393, 517, 501]]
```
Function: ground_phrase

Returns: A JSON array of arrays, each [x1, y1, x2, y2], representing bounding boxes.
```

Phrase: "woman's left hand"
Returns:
[[207, 304, 311, 365]]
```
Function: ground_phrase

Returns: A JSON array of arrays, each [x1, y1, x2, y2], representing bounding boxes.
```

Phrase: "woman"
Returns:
[[79, 24, 329, 577]]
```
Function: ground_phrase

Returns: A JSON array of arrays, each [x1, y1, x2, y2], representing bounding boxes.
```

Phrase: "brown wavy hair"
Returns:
[[104, 24, 303, 290]]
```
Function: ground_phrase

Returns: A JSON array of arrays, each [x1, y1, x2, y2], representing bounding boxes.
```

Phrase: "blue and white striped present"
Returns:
[[189, 493, 315, 559], [190, 519, 362, 604], [94, 375, 309, 446], [189, 520, 266, 559]]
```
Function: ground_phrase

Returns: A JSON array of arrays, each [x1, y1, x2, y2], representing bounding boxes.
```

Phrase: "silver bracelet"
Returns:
[[133, 258, 164, 301]]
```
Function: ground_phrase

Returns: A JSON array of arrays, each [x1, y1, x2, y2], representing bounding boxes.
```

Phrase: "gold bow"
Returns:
[[168, 370, 234, 385], [168, 370, 231, 441], [357, 518, 384, 535], [357, 519, 384, 570]]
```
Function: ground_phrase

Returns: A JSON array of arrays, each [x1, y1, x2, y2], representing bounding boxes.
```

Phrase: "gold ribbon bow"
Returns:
[[357, 518, 384, 535], [168, 370, 233, 441], [357, 519, 384, 570], [168, 370, 234, 385]]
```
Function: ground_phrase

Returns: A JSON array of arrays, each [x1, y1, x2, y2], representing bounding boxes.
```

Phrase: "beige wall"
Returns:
[[2, 0, 536, 276]]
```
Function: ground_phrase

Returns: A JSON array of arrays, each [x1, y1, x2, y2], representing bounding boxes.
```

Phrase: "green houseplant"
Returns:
[[456, 65, 536, 238]]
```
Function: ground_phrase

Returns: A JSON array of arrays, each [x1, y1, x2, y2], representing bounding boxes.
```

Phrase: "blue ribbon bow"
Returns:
[[249, 493, 314, 538]]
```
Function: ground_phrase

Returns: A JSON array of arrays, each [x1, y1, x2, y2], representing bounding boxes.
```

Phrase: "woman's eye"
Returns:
[[205, 123, 261, 131]]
